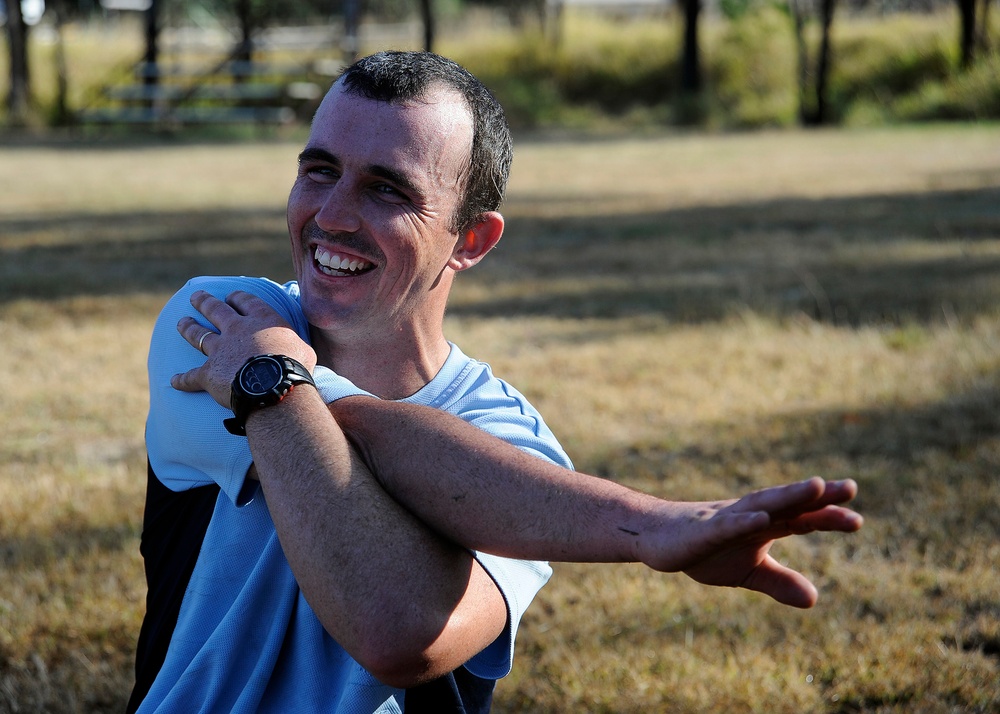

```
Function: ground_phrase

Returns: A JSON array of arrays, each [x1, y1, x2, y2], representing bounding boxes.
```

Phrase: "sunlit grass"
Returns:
[[1, 125, 999, 711]]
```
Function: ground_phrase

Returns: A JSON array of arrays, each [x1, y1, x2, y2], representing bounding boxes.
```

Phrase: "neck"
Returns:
[[310, 320, 452, 401]]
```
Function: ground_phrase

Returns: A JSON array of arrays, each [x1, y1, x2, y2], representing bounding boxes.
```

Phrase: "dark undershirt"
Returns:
[[127, 459, 495, 713]]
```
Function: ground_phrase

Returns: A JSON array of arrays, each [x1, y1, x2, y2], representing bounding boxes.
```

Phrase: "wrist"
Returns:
[[224, 354, 317, 436], [242, 377, 319, 432]]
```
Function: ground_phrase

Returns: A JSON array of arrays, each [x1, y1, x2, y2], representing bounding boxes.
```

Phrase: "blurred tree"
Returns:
[[50, 0, 71, 124], [144, 0, 160, 89], [790, 0, 837, 124], [419, 0, 435, 51], [957, 0, 977, 67], [676, 0, 703, 123], [343, 0, 359, 63], [235, 0, 253, 67], [678, 0, 701, 93], [5, 0, 31, 124]]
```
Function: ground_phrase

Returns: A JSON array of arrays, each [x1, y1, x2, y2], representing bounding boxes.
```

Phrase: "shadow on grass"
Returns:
[[0, 207, 295, 303], [461, 184, 1000, 325], [3, 185, 997, 325], [1, 521, 139, 570], [592, 377, 1000, 551]]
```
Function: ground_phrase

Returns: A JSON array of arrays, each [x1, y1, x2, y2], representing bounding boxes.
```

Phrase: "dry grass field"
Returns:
[[1, 124, 999, 712]]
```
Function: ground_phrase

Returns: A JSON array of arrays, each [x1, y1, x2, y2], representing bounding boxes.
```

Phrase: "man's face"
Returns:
[[287, 83, 474, 340]]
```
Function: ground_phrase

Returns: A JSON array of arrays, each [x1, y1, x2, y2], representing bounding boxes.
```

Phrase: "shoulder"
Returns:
[[155, 277, 309, 339], [419, 344, 574, 470]]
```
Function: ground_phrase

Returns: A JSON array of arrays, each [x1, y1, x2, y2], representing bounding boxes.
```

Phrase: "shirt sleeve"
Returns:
[[444, 380, 572, 682], [464, 552, 552, 681], [145, 276, 313, 505]]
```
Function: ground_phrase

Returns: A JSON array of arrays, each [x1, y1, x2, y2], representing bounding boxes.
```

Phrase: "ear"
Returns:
[[448, 212, 504, 272]]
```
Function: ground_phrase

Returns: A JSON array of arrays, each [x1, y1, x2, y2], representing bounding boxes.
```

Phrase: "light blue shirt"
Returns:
[[141, 276, 572, 713]]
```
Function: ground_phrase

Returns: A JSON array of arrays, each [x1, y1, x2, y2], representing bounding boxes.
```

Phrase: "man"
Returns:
[[130, 51, 861, 713]]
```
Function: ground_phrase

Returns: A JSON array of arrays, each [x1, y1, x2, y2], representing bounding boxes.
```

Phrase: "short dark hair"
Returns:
[[339, 51, 512, 233]]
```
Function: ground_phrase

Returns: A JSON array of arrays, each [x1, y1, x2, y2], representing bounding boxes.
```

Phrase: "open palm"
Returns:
[[636, 478, 862, 608]]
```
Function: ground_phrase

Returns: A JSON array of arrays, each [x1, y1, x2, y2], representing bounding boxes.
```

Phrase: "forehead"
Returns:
[[307, 84, 474, 190]]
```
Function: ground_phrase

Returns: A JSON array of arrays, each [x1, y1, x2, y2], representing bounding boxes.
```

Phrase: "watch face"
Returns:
[[240, 357, 284, 396]]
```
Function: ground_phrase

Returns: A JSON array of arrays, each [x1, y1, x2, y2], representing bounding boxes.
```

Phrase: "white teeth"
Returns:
[[314, 246, 373, 274]]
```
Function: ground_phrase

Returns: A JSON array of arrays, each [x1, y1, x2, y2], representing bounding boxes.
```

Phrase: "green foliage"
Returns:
[[554, 32, 680, 113], [450, 18, 680, 129], [832, 18, 954, 124], [893, 51, 1000, 121], [450, 10, 1000, 131], [3, 9, 1000, 131], [719, 0, 755, 21], [710, 5, 799, 128], [452, 35, 566, 127]]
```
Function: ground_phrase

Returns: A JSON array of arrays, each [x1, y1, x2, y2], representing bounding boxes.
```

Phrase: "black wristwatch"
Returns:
[[223, 354, 316, 436]]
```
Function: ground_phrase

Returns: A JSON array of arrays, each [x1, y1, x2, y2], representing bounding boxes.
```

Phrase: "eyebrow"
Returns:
[[297, 147, 421, 196]]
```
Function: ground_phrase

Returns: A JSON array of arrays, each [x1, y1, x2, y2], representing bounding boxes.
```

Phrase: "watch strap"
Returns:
[[224, 355, 316, 436]]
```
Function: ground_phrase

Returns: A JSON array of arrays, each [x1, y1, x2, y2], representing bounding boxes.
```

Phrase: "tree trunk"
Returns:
[[679, 0, 701, 94], [788, 0, 810, 125], [144, 0, 160, 85], [813, 0, 836, 125], [343, 0, 360, 65], [52, 0, 71, 125], [419, 0, 435, 53], [957, 0, 977, 68], [5, 0, 31, 123], [235, 0, 254, 82]]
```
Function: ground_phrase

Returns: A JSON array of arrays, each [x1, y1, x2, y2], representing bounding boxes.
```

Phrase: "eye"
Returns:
[[371, 182, 409, 203], [304, 165, 338, 183]]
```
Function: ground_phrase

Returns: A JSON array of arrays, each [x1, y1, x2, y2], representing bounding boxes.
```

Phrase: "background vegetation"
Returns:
[[1, 122, 999, 711], [1, 3, 999, 131]]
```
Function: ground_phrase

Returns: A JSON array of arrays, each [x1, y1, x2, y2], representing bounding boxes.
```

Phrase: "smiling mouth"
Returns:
[[314, 246, 376, 277]]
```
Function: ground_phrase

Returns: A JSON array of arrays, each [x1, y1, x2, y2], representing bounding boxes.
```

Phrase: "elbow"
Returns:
[[345, 610, 499, 688], [352, 637, 447, 689]]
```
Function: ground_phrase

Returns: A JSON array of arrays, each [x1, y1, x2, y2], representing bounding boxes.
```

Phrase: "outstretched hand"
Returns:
[[635, 477, 862, 608], [172, 290, 317, 407]]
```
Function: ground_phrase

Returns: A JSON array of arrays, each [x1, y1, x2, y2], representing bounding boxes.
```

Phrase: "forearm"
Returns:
[[331, 394, 863, 608], [245, 387, 505, 686], [331, 396, 671, 564]]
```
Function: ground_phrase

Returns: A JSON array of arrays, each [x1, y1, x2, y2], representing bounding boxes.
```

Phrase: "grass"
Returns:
[[1, 124, 999, 712]]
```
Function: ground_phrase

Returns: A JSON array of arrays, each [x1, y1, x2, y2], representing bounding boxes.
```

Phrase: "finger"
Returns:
[[738, 478, 859, 521], [742, 554, 819, 609], [225, 290, 268, 316], [177, 316, 217, 354], [170, 367, 206, 393], [733, 477, 827, 516], [814, 478, 858, 506], [225, 290, 294, 329], [190, 290, 238, 326], [785, 505, 864, 535], [767, 479, 860, 522]]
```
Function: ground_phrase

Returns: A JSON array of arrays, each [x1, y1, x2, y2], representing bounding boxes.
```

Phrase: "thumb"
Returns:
[[742, 555, 819, 609]]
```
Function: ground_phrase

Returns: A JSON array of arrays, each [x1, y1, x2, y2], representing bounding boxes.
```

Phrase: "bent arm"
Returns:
[[149, 282, 513, 686], [333, 395, 863, 605], [243, 385, 508, 688], [170, 287, 863, 622]]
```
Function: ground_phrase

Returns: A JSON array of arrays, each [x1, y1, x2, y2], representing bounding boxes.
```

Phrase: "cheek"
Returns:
[[287, 181, 318, 228]]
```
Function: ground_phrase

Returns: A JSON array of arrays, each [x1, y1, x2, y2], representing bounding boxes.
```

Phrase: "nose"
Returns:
[[315, 180, 362, 234]]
